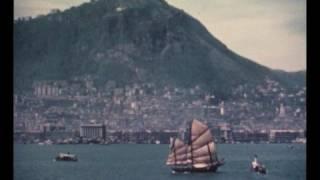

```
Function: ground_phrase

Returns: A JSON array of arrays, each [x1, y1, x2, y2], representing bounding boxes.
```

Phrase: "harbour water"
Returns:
[[14, 144, 305, 180]]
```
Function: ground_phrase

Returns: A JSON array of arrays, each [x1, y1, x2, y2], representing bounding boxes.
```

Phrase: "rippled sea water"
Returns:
[[14, 144, 305, 180]]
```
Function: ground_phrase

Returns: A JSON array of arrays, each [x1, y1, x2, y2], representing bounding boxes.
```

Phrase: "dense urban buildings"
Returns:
[[14, 76, 306, 144]]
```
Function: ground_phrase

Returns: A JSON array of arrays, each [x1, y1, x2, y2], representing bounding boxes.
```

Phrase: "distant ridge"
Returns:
[[14, 0, 305, 95]]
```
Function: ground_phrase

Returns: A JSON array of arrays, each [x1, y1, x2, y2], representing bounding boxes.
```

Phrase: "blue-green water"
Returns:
[[14, 144, 305, 180]]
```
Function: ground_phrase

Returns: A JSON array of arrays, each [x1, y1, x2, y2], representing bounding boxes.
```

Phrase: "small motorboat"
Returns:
[[251, 155, 267, 174], [55, 152, 78, 162]]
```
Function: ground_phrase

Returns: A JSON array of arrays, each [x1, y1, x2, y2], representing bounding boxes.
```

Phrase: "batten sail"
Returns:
[[166, 137, 191, 165], [191, 120, 208, 142], [192, 130, 213, 149], [192, 142, 215, 159], [190, 119, 217, 168]]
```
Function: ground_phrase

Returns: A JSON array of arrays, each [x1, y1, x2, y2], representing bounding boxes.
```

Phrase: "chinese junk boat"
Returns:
[[166, 119, 224, 173]]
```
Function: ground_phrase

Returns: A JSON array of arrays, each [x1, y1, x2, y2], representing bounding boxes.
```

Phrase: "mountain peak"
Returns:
[[94, 0, 168, 9], [14, 0, 305, 94]]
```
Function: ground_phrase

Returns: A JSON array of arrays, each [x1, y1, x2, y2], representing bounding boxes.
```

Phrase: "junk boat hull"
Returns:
[[171, 162, 223, 173]]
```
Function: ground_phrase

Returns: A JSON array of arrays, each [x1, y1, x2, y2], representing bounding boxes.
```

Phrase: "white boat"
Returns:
[[55, 153, 78, 161], [44, 139, 53, 145], [251, 155, 267, 174]]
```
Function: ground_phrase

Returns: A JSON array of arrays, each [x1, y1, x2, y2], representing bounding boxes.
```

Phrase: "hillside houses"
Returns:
[[14, 77, 305, 143]]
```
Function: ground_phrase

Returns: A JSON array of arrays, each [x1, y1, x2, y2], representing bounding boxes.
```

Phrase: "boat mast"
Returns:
[[207, 142, 213, 164], [189, 120, 193, 167], [173, 138, 177, 165]]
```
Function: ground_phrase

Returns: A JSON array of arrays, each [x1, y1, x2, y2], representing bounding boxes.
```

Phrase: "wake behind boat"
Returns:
[[166, 119, 224, 173]]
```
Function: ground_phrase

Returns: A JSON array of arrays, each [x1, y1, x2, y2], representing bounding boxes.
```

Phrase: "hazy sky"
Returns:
[[14, 0, 306, 72]]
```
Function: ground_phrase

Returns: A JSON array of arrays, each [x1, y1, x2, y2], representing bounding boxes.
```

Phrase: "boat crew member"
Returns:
[[252, 155, 259, 169]]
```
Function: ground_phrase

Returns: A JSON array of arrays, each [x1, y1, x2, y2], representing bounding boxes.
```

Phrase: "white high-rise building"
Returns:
[[220, 101, 225, 116], [279, 103, 286, 117]]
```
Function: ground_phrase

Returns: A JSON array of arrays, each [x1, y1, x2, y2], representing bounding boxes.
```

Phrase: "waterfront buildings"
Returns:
[[269, 129, 304, 143], [14, 77, 306, 144], [80, 123, 106, 139]]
